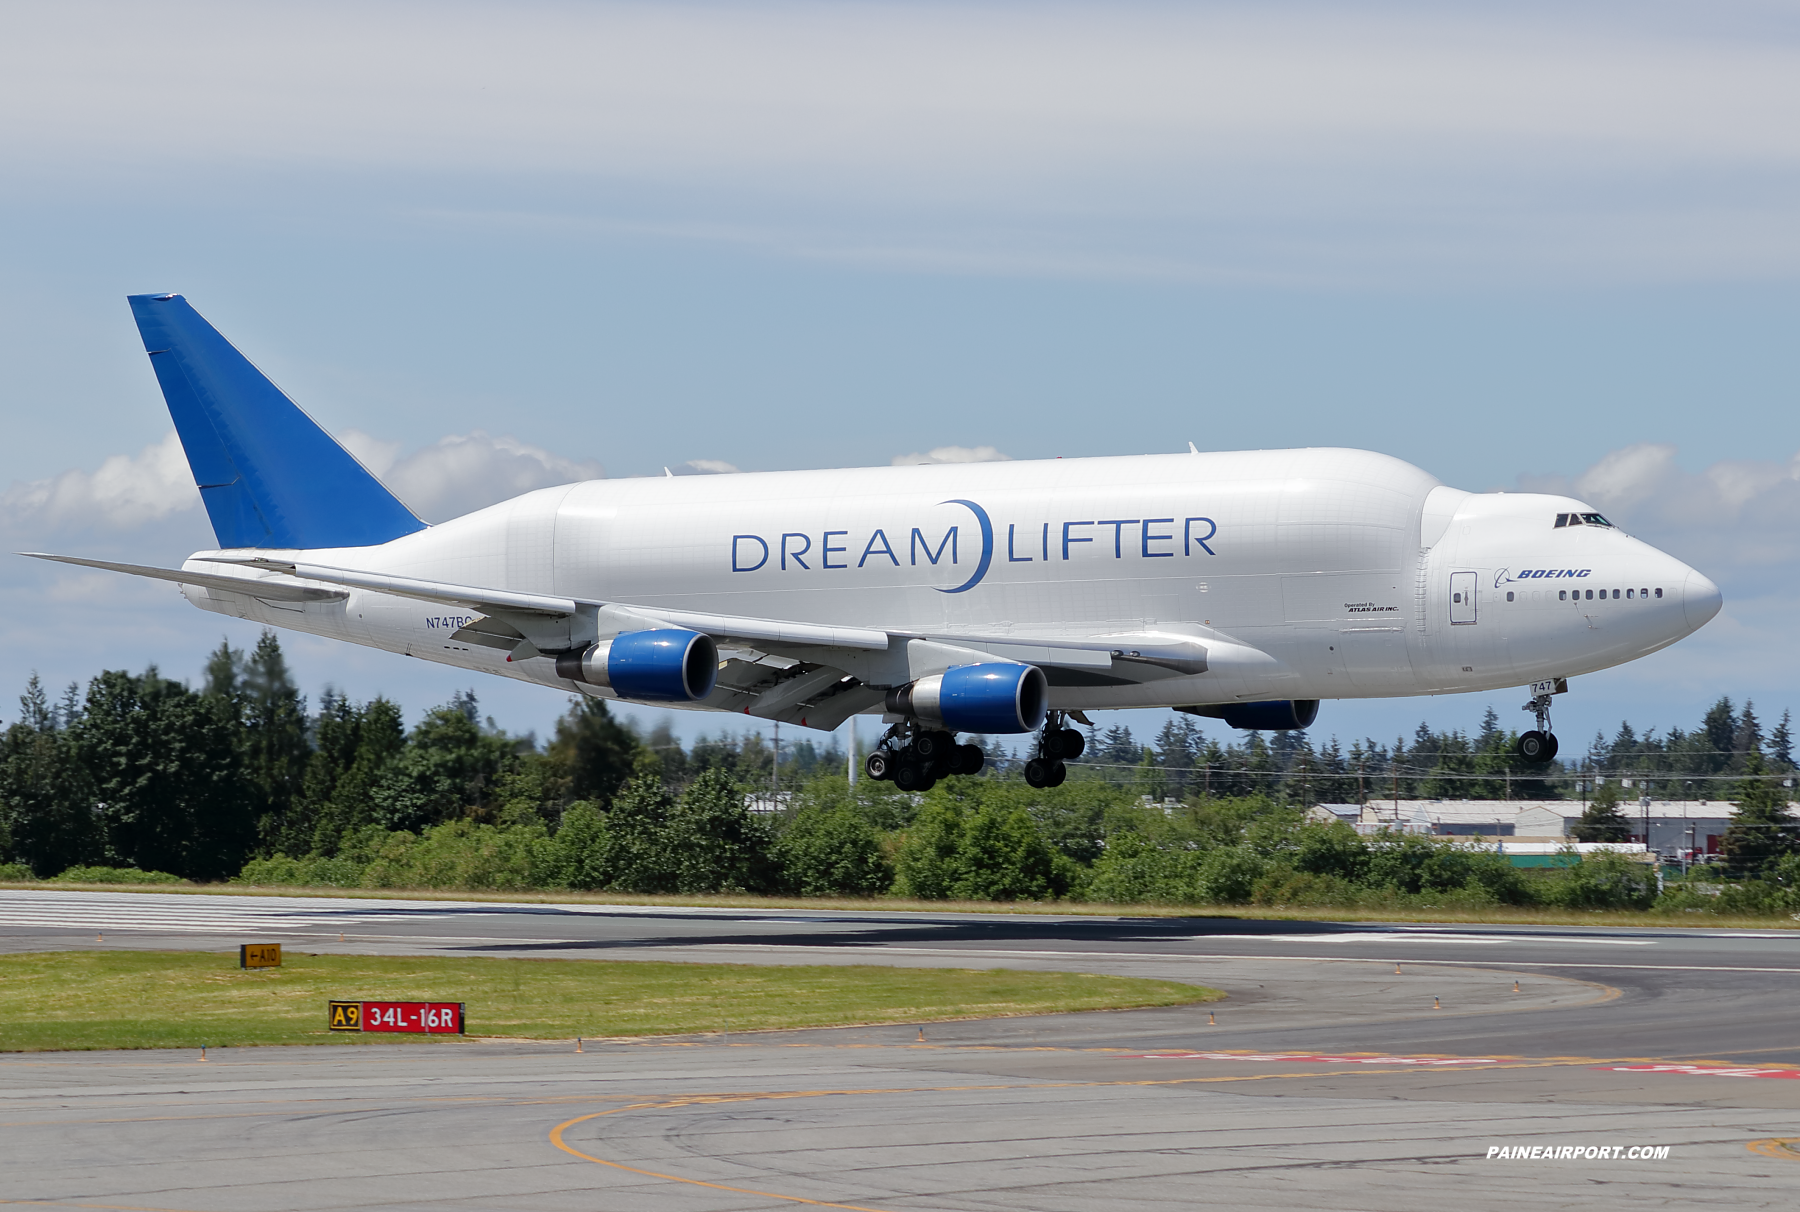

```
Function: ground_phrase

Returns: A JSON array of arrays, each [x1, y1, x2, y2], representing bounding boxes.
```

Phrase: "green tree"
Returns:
[[1571, 779, 1632, 842], [0, 676, 100, 875], [370, 698, 515, 832], [774, 799, 892, 897], [72, 668, 255, 880], [596, 775, 678, 892], [238, 631, 311, 854], [667, 769, 778, 893], [551, 800, 611, 890], [548, 697, 643, 802], [1718, 750, 1799, 877], [308, 697, 406, 853]]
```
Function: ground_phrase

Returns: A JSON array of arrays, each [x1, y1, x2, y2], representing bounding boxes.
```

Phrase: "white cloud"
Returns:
[[1520, 442, 1800, 589], [0, 428, 601, 536], [0, 430, 197, 533], [677, 459, 740, 475], [892, 445, 1013, 467], [4, 2, 1800, 282], [377, 431, 602, 523]]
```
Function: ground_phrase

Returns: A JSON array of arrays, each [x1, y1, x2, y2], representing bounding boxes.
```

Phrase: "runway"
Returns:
[[3, 889, 1799, 1210]]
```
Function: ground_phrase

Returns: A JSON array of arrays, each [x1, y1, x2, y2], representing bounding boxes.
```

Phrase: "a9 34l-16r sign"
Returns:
[[328, 1001, 464, 1034]]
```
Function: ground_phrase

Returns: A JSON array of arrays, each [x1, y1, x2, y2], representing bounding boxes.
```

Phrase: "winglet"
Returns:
[[127, 293, 426, 549]]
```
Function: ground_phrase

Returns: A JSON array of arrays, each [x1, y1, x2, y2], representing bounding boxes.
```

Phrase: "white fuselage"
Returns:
[[176, 447, 1721, 721]]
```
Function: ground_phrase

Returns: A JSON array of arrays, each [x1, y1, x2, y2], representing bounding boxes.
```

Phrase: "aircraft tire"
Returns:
[[893, 760, 930, 792], [1516, 730, 1552, 764], [864, 750, 894, 781], [1047, 759, 1067, 787], [913, 730, 954, 761], [1024, 758, 1054, 788], [957, 744, 985, 776], [1057, 728, 1086, 760], [1543, 732, 1560, 762]]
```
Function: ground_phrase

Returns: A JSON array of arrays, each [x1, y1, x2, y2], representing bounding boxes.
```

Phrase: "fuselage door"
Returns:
[[1449, 571, 1477, 625]]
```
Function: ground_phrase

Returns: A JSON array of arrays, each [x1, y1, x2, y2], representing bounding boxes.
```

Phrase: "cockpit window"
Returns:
[[1554, 512, 1615, 529]]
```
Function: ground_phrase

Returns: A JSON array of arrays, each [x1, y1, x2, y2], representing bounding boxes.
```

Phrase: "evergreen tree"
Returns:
[[1571, 779, 1631, 842], [1702, 697, 1737, 771], [1772, 711, 1795, 771], [72, 668, 255, 879], [1718, 750, 1799, 877], [1732, 701, 1764, 771], [310, 697, 406, 853], [239, 631, 310, 853], [0, 675, 100, 874]]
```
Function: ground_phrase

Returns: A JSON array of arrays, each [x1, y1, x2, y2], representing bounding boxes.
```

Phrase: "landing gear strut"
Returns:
[[863, 722, 985, 791], [1517, 692, 1560, 764], [1025, 712, 1086, 789]]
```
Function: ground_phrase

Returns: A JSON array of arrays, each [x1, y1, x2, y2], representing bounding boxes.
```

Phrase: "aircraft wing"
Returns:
[[38, 554, 1229, 730]]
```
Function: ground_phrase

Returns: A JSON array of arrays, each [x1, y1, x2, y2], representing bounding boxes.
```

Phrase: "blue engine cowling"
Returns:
[[885, 663, 1049, 734], [555, 629, 718, 702], [1218, 699, 1320, 731]]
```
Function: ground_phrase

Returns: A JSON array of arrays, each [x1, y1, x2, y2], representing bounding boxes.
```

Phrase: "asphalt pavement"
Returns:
[[3, 889, 1798, 1210]]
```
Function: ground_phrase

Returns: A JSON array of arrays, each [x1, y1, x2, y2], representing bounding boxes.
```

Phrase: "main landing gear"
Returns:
[[1024, 713, 1086, 789], [864, 724, 986, 792], [1517, 691, 1560, 764]]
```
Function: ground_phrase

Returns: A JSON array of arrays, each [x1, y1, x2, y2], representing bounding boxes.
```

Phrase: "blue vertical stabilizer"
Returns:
[[127, 293, 427, 549]]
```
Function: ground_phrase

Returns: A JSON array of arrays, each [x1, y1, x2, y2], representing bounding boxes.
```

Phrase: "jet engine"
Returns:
[[555, 629, 718, 702], [1180, 699, 1320, 731], [885, 663, 1048, 734]]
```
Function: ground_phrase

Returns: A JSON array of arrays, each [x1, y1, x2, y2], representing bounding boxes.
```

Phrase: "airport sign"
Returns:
[[328, 1001, 464, 1034]]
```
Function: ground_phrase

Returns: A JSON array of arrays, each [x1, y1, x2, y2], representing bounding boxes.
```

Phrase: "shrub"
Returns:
[[0, 862, 35, 882], [51, 865, 184, 884], [1544, 851, 1658, 911], [1086, 833, 1204, 905], [775, 802, 893, 897], [1195, 846, 1266, 904], [234, 854, 366, 887]]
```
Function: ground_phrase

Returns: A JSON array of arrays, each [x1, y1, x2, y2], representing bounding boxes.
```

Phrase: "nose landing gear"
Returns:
[[1517, 692, 1560, 764], [1024, 714, 1086, 788]]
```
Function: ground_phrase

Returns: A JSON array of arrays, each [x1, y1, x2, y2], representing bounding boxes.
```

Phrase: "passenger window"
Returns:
[[1612, 589, 1620, 599], [1453, 592, 1462, 604], [1627, 589, 1634, 599], [1585, 589, 1594, 600], [1559, 590, 1567, 600], [1655, 587, 1663, 598], [1506, 591, 1514, 602], [1640, 588, 1648, 598]]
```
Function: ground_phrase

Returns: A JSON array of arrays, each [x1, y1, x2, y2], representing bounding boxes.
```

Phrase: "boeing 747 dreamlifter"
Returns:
[[26, 294, 1722, 790]]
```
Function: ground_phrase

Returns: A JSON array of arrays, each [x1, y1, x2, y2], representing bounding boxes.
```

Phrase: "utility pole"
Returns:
[[846, 717, 858, 787], [773, 721, 780, 806]]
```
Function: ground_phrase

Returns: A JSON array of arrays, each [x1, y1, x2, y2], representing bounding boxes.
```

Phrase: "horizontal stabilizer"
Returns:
[[127, 293, 427, 549], [20, 552, 346, 603]]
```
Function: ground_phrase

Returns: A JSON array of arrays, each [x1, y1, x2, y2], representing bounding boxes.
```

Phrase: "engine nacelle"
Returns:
[[555, 629, 718, 702], [1219, 699, 1320, 731], [885, 663, 1048, 734]]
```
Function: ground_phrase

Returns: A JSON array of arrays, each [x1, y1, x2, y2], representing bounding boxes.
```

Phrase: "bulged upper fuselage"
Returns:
[[176, 446, 1721, 718]]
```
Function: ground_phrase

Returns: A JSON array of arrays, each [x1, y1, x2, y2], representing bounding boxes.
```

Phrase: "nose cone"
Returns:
[[1682, 569, 1723, 631]]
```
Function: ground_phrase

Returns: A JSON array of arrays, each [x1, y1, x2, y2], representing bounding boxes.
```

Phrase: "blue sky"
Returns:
[[3, 0, 1798, 757]]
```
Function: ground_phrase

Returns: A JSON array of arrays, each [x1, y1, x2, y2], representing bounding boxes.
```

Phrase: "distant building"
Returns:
[[1320, 798, 1748, 863]]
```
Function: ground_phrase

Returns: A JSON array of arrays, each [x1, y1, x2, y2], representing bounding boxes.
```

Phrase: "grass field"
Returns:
[[7, 879, 1794, 929], [0, 951, 1220, 1051]]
